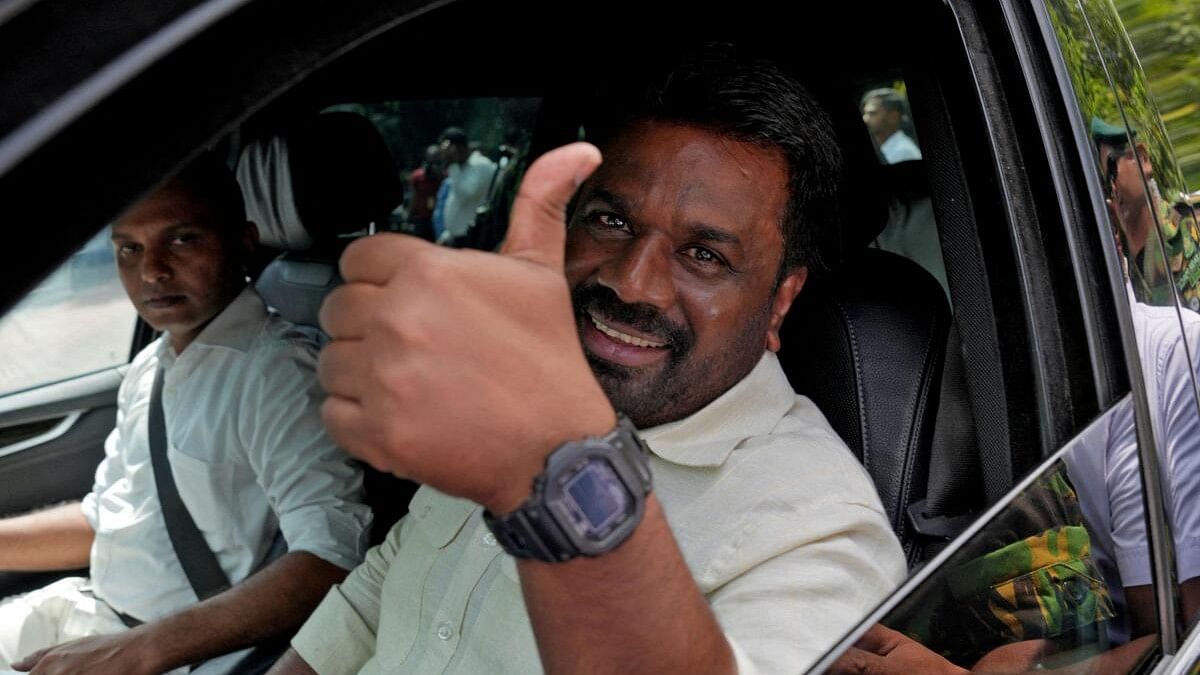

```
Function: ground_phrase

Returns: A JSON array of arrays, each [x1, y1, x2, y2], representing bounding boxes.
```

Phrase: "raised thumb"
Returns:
[[501, 142, 602, 269]]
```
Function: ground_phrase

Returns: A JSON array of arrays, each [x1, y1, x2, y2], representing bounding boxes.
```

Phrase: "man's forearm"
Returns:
[[518, 495, 736, 675], [0, 501, 93, 571], [128, 551, 348, 673]]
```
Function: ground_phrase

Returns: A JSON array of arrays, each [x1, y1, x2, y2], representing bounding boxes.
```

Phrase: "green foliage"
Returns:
[[1114, 0, 1200, 191]]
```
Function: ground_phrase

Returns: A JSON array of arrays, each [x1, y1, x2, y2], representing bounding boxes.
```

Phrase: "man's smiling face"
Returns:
[[566, 120, 805, 428]]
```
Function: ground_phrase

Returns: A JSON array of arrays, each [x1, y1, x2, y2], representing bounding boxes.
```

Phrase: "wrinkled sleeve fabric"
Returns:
[[1159, 330, 1200, 583], [711, 499, 905, 675], [292, 517, 407, 674], [657, 423, 907, 675], [1102, 400, 1153, 587], [80, 349, 149, 530], [238, 340, 371, 572]]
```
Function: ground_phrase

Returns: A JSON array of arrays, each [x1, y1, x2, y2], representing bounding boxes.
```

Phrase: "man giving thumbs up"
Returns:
[[273, 45, 905, 675]]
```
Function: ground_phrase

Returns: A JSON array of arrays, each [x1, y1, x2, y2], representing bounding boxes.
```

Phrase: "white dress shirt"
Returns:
[[441, 150, 498, 239], [293, 351, 906, 674], [880, 130, 922, 164], [80, 287, 371, 623], [1066, 299, 1200, 643]]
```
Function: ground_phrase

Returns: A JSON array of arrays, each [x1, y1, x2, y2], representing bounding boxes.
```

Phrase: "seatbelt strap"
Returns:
[[148, 366, 232, 602]]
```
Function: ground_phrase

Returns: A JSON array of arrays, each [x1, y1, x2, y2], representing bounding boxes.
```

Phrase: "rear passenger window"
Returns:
[[323, 98, 540, 250], [861, 79, 948, 298]]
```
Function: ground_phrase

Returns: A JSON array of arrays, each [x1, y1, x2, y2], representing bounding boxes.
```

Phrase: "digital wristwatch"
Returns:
[[483, 414, 653, 563]]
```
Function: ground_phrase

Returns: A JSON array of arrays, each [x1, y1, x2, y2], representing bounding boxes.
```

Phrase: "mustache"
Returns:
[[571, 283, 693, 353]]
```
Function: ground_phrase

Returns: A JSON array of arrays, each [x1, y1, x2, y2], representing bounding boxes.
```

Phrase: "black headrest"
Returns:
[[237, 112, 403, 254], [287, 112, 403, 244], [778, 248, 950, 549]]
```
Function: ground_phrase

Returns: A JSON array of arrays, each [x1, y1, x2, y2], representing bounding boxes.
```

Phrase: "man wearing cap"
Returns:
[[1091, 116, 1177, 304]]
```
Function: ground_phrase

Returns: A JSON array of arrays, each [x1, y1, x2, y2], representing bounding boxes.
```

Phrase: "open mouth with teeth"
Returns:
[[581, 310, 671, 368], [589, 312, 667, 348]]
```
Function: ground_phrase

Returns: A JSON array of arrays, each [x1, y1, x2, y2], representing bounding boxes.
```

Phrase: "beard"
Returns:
[[571, 281, 771, 429]]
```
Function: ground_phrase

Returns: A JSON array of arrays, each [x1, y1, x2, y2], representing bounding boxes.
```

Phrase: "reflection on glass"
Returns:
[[1061, 0, 1200, 641], [860, 86, 922, 165], [323, 98, 540, 250], [861, 81, 949, 298], [828, 407, 1158, 673]]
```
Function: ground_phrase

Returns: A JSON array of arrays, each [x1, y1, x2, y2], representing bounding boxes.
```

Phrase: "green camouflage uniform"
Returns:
[[883, 461, 1115, 667]]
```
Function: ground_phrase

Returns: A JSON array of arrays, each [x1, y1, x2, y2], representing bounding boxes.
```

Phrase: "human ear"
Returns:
[[765, 267, 807, 352]]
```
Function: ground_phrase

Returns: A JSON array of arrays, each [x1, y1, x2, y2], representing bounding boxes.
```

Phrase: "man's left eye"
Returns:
[[596, 214, 629, 231], [686, 247, 722, 265]]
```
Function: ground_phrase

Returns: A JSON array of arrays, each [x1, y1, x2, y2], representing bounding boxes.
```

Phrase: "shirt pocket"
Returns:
[[167, 448, 242, 552]]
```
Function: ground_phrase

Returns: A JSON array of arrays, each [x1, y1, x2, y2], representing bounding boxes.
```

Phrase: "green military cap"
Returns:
[[1091, 116, 1136, 143]]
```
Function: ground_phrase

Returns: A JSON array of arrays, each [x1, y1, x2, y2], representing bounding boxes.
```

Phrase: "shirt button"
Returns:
[[482, 532, 497, 547], [436, 622, 455, 641]]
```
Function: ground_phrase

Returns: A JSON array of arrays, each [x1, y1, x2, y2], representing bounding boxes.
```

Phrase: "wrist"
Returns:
[[484, 402, 618, 515], [124, 625, 176, 675], [484, 413, 653, 562]]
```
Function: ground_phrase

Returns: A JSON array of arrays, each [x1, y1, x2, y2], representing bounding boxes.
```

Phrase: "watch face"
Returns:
[[559, 458, 633, 540]]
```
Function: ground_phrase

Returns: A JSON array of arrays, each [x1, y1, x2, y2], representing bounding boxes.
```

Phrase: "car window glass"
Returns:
[[860, 79, 949, 298], [1110, 0, 1200, 642], [0, 228, 136, 396], [825, 408, 1161, 673], [1046, 0, 1200, 648], [1110, 1, 1200, 305], [324, 98, 540, 250]]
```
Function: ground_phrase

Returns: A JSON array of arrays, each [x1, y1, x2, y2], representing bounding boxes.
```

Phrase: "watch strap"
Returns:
[[484, 415, 652, 562]]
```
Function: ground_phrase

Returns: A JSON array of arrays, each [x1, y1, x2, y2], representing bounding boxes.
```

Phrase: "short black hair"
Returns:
[[584, 43, 842, 273], [439, 126, 468, 148], [860, 88, 909, 116], [169, 151, 246, 235]]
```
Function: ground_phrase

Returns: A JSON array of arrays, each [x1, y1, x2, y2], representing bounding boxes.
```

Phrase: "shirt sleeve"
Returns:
[[707, 500, 906, 675], [1159, 333, 1200, 583], [239, 339, 371, 571], [1103, 400, 1153, 587], [80, 354, 145, 530], [292, 517, 406, 674], [456, 156, 497, 203]]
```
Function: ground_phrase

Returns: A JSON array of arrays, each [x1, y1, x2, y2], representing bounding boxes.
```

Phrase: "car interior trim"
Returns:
[[0, 410, 81, 460], [0, 0, 251, 178]]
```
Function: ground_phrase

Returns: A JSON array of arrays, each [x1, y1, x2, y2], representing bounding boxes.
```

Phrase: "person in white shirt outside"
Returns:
[[435, 126, 498, 243], [0, 154, 371, 675], [271, 44, 906, 675], [861, 88, 922, 164]]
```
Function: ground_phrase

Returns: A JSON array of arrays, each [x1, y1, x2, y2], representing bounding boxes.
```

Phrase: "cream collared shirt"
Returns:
[[293, 352, 905, 674], [80, 287, 371, 623]]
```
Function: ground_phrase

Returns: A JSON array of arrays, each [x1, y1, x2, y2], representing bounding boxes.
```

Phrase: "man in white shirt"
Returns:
[[435, 126, 498, 242], [861, 88, 922, 164], [273, 46, 906, 675], [0, 155, 371, 675]]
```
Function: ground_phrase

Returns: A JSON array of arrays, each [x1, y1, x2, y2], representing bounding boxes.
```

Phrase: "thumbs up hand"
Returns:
[[317, 143, 617, 514]]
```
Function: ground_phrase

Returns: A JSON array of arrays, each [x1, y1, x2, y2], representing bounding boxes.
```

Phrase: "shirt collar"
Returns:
[[157, 286, 266, 363], [638, 351, 797, 468]]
